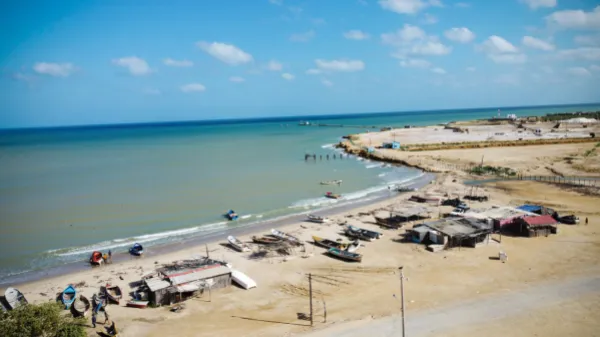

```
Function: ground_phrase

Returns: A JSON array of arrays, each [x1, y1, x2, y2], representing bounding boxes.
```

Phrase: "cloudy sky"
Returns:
[[1, 0, 600, 127]]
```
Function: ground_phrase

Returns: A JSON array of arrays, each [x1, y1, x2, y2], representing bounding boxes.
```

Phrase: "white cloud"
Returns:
[[455, 2, 469, 8], [422, 13, 438, 25], [382, 24, 452, 56], [567, 67, 592, 76], [12, 72, 35, 83], [399, 58, 431, 68], [444, 27, 475, 43], [290, 30, 315, 42], [344, 30, 371, 40], [306, 68, 322, 75], [591, 64, 600, 71], [33, 62, 76, 77], [522, 36, 555, 51], [112, 57, 151, 76], [180, 83, 206, 93], [466, 66, 476, 72], [269, 0, 282, 5], [379, 0, 441, 14], [315, 59, 365, 72], [558, 47, 600, 60], [229, 76, 245, 83], [144, 88, 161, 95], [266, 60, 283, 71], [281, 73, 295, 80], [546, 6, 600, 30], [489, 54, 528, 64], [520, 0, 556, 10], [574, 34, 600, 46], [479, 36, 527, 64], [431, 67, 446, 74], [163, 58, 194, 67], [322, 79, 333, 87], [197, 41, 253, 66]]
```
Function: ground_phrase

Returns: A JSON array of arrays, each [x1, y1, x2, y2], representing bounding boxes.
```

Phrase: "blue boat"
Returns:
[[225, 210, 239, 221], [61, 285, 76, 309], [129, 243, 144, 256]]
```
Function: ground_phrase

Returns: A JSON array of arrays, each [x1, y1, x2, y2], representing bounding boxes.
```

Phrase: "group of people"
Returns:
[[102, 250, 113, 264], [91, 292, 117, 336]]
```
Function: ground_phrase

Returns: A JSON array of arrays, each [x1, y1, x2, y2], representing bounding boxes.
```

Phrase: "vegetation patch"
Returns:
[[469, 165, 517, 177], [0, 302, 86, 337]]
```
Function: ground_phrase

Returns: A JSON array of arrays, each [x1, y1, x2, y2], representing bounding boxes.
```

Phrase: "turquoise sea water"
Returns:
[[0, 103, 598, 281]]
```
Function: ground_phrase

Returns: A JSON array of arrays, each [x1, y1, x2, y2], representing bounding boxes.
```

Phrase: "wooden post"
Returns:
[[205, 244, 209, 259], [309, 273, 313, 326], [323, 298, 327, 323], [399, 267, 406, 337]]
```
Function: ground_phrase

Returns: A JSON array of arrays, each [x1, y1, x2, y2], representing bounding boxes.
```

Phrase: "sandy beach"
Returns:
[[3, 120, 600, 337]]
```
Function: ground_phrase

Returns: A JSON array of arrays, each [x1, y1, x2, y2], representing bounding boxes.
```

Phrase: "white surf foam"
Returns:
[[240, 214, 252, 219], [321, 143, 335, 149]]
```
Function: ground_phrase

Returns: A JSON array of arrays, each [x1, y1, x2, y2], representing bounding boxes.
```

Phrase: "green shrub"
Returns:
[[0, 302, 86, 337]]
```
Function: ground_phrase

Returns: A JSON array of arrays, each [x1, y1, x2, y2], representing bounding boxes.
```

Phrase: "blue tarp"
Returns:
[[517, 204, 542, 213]]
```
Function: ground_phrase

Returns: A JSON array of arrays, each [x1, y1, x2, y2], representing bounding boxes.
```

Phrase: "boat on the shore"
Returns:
[[345, 225, 382, 241], [271, 229, 303, 245], [374, 216, 404, 229], [320, 180, 342, 185], [4, 287, 27, 310], [126, 300, 149, 309], [90, 251, 103, 265], [312, 236, 358, 251], [231, 270, 257, 290], [325, 192, 342, 199], [396, 186, 417, 193], [225, 210, 239, 221], [307, 214, 331, 224], [327, 248, 362, 262], [252, 235, 282, 245], [227, 235, 250, 252], [61, 285, 77, 309], [104, 284, 122, 304], [129, 243, 144, 256], [72, 295, 91, 317]]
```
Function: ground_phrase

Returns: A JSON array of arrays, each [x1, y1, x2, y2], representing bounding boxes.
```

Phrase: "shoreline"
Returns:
[[0, 172, 436, 287]]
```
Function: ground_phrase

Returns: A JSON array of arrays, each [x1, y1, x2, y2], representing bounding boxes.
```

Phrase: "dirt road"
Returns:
[[303, 273, 600, 337]]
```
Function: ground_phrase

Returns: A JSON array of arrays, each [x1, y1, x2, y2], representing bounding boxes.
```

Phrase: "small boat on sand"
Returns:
[[320, 180, 342, 185], [325, 192, 342, 199], [225, 210, 239, 221], [103, 284, 122, 304], [312, 236, 357, 250], [252, 236, 282, 245], [327, 248, 362, 262], [90, 251, 103, 265], [72, 295, 91, 317], [271, 229, 303, 246], [231, 270, 257, 290], [129, 243, 144, 256], [307, 214, 330, 224], [126, 300, 149, 309], [345, 225, 382, 241], [4, 287, 27, 310], [227, 235, 250, 252], [61, 285, 77, 309]]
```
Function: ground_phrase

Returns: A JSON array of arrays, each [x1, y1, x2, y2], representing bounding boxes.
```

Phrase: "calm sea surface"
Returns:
[[0, 104, 598, 281]]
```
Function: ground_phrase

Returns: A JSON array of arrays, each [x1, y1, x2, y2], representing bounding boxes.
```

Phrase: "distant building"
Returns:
[[408, 217, 493, 250], [382, 141, 401, 149]]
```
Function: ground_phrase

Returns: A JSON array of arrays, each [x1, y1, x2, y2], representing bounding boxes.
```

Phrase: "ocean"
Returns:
[[0, 103, 598, 283]]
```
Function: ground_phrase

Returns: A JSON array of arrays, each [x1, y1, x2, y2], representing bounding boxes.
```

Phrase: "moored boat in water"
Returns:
[[129, 243, 144, 256], [325, 192, 342, 199], [90, 251, 103, 265], [227, 235, 250, 252], [320, 180, 342, 185], [327, 248, 362, 262], [61, 285, 76, 309], [225, 210, 239, 221]]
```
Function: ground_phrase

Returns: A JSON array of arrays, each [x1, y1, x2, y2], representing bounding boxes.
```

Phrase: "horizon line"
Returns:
[[2, 101, 599, 132]]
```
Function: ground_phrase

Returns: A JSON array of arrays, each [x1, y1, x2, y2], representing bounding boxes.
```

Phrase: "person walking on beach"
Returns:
[[91, 312, 97, 328], [108, 249, 112, 263], [585, 217, 588, 225]]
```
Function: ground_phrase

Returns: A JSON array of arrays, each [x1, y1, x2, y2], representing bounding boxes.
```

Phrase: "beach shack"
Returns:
[[457, 206, 539, 231], [509, 215, 559, 237], [382, 141, 401, 149], [408, 217, 492, 251], [517, 204, 558, 218]]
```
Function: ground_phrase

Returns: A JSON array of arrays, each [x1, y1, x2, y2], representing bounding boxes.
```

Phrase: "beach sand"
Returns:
[[3, 123, 600, 336]]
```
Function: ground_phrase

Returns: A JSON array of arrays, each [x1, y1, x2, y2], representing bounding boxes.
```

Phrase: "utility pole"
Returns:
[[309, 273, 313, 326], [399, 266, 406, 337]]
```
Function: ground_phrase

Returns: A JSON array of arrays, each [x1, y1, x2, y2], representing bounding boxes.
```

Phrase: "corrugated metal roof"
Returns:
[[517, 205, 542, 213], [145, 278, 171, 292], [168, 265, 231, 285], [522, 215, 558, 227]]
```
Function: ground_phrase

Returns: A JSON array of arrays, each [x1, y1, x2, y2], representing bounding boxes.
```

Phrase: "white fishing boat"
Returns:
[[270, 229, 303, 245], [4, 287, 27, 310], [231, 270, 257, 290], [320, 180, 342, 185], [307, 214, 331, 224], [227, 235, 250, 252]]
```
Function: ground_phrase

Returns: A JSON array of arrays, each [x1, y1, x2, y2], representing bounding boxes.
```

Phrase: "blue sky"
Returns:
[[1, 0, 600, 127]]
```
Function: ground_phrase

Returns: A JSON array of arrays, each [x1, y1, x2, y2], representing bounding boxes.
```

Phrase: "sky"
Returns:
[[1, 0, 600, 128]]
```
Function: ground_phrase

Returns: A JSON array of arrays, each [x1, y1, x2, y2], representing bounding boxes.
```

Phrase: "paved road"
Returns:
[[303, 274, 600, 337]]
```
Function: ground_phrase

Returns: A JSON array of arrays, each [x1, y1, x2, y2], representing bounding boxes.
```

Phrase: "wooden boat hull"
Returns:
[[374, 217, 403, 229], [312, 236, 349, 250], [228, 235, 249, 252], [252, 236, 281, 244], [71, 295, 91, 317], [231, 270, 257, 290], [90, 251, 103, 265], [61, 285, 76, 309], [307, 215, 329, 224], [4, 287, 27, 310], [104, 285, 122, 305], [327, 248, 362, 262], [129, 244, 143, 256], [271, 229, 303, 245], [126, 300, 149, 309]]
